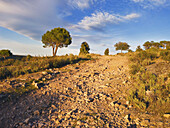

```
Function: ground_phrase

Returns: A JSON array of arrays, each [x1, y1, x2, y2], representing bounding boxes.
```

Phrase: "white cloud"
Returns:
[[70, 12, 140, 31], [132, 0, 169, 8], [68, 0, 106, 10], [68, 0, 92, 9], [0, 0, 99, 41], [0, 0, 68, 40]]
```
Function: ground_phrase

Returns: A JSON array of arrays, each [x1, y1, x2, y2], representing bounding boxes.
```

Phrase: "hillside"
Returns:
[[0, 55, 169, 127]]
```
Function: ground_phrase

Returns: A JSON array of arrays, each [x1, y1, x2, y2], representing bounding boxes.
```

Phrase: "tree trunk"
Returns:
[[53, 45, 59, 56]]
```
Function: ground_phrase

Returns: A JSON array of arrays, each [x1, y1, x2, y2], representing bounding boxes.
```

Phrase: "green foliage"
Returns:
[[143, 41, 152, 50], [143, 41, 167, 50], [130, 51, 157, 65], [160, 41, 170, 49], [0, 49, 12, 57], [160, 50, 170, 61], [42, 27, 72, 56], [128, 48, 170, 114], [104, 48, 109, 55], [114, 42, 130, 53], [136, 45, 143, 52], [79, 42, 90, 55], [0, 55, 86, 80], [128, 49, 133, 53], [129, 64, 141, 75], [128, 70, 169, 114]]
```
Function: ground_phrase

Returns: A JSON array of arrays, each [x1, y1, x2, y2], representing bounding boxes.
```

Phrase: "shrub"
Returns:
[[160, 50, 170, 61], [0, 49, 12, 57], [128, 49, 133, 53], [0, 67, 11, 79], [129, 64, 141, 75], [104, 48, 109, 55], [0, 55, 87, 80]]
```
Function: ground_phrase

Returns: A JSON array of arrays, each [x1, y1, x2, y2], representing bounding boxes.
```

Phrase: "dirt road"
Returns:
[[0, 55, 168, 127]]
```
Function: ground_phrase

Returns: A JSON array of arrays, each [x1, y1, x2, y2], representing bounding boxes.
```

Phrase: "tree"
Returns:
[[152, 42, 161, 49], [128, 49, 133, 53], [42, 27, 72, 56], [114, 42, 130, 53], [104, 48, 109, 55], [143, 41, 152, 50], [136, 45, 143, 52], [79, 42, 90, 55], [160, 41, 170, 50], [0, 49, 12, 58]]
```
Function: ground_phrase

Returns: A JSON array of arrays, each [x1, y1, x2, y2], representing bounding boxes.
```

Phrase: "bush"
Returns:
[[128, 48, 170, 114], [104, 48, 109, 55], [0, 67, 11, 79], [128, 49, 133, 53], [160, 50, 170, 61], [0, 54, 88, 80], [129, 64, 141, 75], [0, 49, 12, 57]]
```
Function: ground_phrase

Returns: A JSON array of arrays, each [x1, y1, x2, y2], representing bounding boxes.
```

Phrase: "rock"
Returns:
[[34, 110, 40, 116], [124, 114, 131, 122], [42, 78, 46, 81], [77, 121, 81, 125], [141, 119, 149, 126], [163, 114, 170, 118], [24, 118, 30, 124], [58, 114, 62, 119], [146, 90, 154, 96], [126, 101, 129, 105], [51, 104, 57, 109], [34, 83, 39, 89], [42, 71, 48, 75], [110, 102, 115, 107], [107, 97, 112, 101], [55, 120, 60, 124]]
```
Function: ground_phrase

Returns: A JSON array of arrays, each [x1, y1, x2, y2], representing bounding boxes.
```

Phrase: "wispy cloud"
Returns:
[[132, 0, 169, 8], [70, 12, 140, 31], [68, 0, 93, 9], [0, 0, 100, 41]]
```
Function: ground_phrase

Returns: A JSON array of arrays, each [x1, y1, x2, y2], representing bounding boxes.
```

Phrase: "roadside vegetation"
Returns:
[[128, 41, 170, 115], [0, 53, 90, 80]]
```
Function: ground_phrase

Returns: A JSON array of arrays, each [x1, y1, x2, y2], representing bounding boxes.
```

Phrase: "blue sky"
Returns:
[[0, 0, 170, 56]]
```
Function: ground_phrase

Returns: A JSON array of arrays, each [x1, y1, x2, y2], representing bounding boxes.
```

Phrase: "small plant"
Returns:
[[79, 42, 90, 55], [104, 48, 109, 55]]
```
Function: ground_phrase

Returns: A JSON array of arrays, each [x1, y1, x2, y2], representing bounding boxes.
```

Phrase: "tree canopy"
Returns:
[[79, 42, 90, 55], [0, 49, 12, 57], [42, 27, 72, 56], [114, 42, 130, 53], [143, 41, 152, 50], [160, 41, 170, 50], [143, 41, 165, 50], [136, 45, 143, 52], [104, 48, 109, 55]]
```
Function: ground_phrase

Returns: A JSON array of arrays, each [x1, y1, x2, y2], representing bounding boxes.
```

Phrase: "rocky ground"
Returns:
[[0, 55, 169, 128]]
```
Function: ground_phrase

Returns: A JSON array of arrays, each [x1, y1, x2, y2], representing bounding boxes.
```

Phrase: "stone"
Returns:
[[42, 71, 48, 75], [24, 118, 30, 124], [58, 114, 62, 119], [55, 120, 60, 124], [141, 119, 149, 126], [77, 121, 81, 125], [163, 114, 170, 118], [34, 110, 40, 116], [124, 114, 131, 122], [42, 78, 46, 81]]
